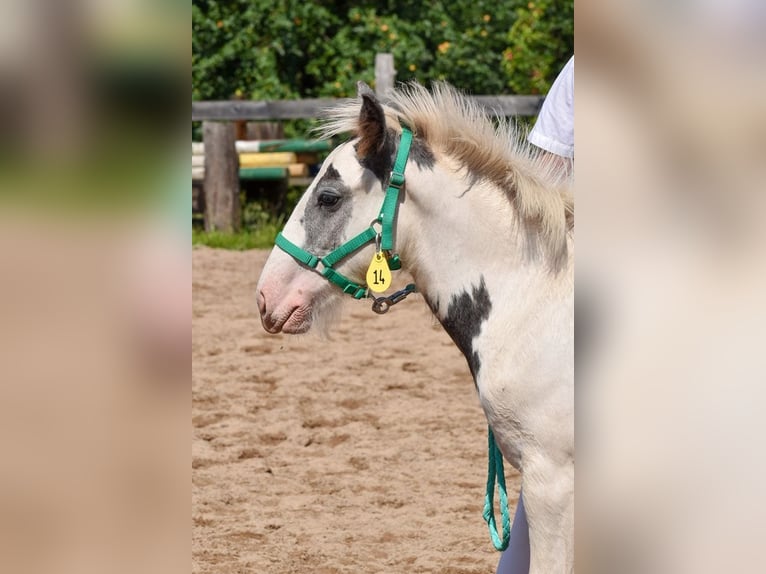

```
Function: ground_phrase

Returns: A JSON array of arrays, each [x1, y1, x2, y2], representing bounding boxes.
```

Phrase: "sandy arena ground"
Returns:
[[192, 247, 521, 573]]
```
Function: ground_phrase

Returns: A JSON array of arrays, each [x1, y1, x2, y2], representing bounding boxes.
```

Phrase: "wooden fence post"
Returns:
[[203, 121, 240, 232], [246, 122, 284, 140], [375, 53, 396, 98]]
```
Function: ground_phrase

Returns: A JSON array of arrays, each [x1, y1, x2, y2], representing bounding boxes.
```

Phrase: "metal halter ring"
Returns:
[[369, 284, 417, 315], [371, 298, 390, 314]]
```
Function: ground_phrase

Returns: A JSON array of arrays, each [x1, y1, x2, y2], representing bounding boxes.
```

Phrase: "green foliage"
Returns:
[[192, 1, 573, 100], [241, 197, 285, 233], [503, 0, 574, 94]]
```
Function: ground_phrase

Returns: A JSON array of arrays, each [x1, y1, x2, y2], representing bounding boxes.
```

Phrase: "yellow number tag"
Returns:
[[366, 252, 391, 293]]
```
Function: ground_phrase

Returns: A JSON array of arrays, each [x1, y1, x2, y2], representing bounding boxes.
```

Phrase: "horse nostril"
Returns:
[[257, 289, 267, 317]]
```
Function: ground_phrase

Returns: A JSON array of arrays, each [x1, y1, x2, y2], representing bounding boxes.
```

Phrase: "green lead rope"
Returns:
[[483, 427, 511, 551]]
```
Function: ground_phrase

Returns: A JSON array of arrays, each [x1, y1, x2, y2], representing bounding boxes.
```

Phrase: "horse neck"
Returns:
[[398, 160, 572, 377]]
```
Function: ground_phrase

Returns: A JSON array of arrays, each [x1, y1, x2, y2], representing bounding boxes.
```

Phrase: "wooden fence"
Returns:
[[193, 54, 544, 232]]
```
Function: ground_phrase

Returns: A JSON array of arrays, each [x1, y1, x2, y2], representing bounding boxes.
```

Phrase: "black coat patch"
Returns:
[[423, 293, 440, 315], [356, 129, 435, 189], [440, 277, 492, 380], [410, 137, 435, 170], [356, 129, 395, 186]]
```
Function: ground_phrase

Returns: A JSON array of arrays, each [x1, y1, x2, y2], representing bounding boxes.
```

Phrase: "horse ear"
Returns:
[[356, 81, 386, 158]]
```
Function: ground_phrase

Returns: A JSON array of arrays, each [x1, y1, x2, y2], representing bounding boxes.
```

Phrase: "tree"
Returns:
[[192, 0, 573, 101]]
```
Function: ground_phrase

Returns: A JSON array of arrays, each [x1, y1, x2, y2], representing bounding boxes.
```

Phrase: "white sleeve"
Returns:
[[528, 56, 574, 158]]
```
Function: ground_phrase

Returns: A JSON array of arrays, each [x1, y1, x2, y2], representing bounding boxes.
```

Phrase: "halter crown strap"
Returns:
[[275, 126, 413, 300], [380, 127, 412, 252]]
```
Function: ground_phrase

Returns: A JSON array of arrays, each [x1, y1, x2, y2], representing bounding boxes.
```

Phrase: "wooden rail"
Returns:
[[192, 95, 542, 122]]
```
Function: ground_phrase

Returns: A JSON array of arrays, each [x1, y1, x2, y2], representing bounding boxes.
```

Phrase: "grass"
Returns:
[[193, 192, 298, 250], [192, 227, 279, 250]]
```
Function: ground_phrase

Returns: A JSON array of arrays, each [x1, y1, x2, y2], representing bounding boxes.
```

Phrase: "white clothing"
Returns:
[[495, 493, 530, 574], [528, 56, 574, 158]]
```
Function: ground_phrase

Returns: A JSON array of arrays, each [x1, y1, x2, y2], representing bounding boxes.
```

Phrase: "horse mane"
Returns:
[[317, 81, 574, 261]]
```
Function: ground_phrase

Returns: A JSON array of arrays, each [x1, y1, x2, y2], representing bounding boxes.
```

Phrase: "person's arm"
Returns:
[[528, 56, 574, 178]]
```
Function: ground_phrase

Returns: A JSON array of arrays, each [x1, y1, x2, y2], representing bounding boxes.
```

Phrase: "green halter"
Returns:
[[275, 126, 413, 299]]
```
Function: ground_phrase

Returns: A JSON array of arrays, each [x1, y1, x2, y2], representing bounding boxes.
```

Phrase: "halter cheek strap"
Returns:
[[275, 126, 413, 300]]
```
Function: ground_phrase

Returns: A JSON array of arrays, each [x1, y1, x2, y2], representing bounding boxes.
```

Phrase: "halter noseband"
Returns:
[[274, 126, 414, 301]]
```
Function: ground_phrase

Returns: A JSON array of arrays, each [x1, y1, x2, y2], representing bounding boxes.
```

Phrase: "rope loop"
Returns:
[[482, 427, 511, 551]]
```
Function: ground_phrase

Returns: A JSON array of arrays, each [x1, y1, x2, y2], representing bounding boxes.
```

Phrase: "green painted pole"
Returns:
[[239, 167, 289, 180]]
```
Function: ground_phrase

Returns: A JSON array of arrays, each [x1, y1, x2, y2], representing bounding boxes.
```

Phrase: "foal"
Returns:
[[257, 82, 574, 574]]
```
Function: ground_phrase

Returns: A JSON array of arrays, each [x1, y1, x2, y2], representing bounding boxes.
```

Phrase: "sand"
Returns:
[[192, 247, 520, 573]]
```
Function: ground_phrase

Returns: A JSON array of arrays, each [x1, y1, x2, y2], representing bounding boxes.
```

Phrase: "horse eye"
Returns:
[[317, 190, 341, 208]]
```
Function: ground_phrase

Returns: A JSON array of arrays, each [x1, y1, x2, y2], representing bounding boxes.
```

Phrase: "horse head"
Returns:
[[257, 83, 402, 334]]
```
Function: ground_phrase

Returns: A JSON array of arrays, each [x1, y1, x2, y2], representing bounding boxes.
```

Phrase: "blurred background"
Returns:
[[0, 0, 186, 206], [577, 1, 766, 573]]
